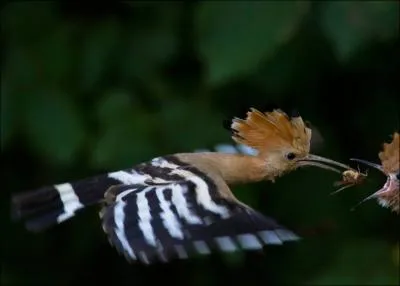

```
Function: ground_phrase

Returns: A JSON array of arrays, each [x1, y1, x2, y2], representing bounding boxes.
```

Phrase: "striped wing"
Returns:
[[100, 156, 300, 264]]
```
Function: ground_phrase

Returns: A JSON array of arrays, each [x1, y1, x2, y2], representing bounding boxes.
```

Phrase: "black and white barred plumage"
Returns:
[[12, 145, 299, 265]]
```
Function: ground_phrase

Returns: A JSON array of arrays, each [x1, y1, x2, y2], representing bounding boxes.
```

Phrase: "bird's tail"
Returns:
[[11, 172, 125, 232]]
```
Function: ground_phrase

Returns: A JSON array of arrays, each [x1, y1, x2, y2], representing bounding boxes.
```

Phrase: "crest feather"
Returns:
[[230, 108, 312, 156], [378, 132, 399, 174]]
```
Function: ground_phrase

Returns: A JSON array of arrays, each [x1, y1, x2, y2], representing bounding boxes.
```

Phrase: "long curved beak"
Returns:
[[349, 158, 384, 173], [296, 154, 353, 174]]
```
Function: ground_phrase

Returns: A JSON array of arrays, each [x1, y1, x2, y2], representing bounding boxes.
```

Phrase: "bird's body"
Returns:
[[11, 108, 351, 264]]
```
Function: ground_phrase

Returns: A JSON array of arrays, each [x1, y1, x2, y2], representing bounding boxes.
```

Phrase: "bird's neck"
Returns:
[[175, 153, 282, 185]]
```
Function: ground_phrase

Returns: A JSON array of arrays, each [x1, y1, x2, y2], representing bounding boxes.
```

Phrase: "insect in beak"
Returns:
[[296, 154, 353, 174], [330, 166, 368, 195]]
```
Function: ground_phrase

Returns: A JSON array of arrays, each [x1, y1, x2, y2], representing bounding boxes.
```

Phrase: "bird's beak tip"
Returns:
[[349, 158, 384, 172]]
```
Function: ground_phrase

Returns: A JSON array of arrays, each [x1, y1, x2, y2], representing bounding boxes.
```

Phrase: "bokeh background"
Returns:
[[1, 1, 399, 285]]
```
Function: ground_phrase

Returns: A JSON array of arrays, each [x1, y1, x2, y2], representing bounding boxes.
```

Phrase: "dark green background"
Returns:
[[1, 2, 399, 285]]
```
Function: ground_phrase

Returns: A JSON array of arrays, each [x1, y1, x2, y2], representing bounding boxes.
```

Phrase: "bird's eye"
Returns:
[[396, 172, 400, 180], [286, 152, 296, 160]]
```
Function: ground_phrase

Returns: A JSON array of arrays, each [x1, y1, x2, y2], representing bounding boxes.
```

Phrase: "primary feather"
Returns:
[[11, 154, 299, 264]]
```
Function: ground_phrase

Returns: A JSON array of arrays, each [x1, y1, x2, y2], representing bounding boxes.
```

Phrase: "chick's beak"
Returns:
[[347, 158, 398, 211], [350, 174, 398, 211], [349, 158, 385, 173], [296, 154, 353, 174]]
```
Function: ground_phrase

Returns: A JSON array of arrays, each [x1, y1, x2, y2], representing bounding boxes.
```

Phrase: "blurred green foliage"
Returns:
[[196, 1, 309, 85], [1, 1, 399, 286], [320, 1, 399, 60]]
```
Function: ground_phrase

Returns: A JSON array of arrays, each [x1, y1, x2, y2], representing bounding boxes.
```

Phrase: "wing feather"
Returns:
[[99, 156, 300, 264]]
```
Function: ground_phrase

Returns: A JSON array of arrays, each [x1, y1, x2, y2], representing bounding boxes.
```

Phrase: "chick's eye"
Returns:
[[286, 152, 296, 160], [396, 172, 400, 180]]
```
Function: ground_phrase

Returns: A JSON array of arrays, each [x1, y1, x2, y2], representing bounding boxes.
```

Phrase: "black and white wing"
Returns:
[[100, 155, 300, 264]]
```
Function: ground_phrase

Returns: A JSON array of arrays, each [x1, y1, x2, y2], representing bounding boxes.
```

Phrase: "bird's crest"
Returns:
[[378, 132, 399, 174], [230, 108, 312, 157]]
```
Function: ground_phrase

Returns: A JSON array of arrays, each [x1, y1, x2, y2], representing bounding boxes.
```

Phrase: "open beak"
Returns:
[[350, 176, 397, 211], [296, 154, 353, 174], [349, 158, 385, 173], [348, 159, 398, 211]]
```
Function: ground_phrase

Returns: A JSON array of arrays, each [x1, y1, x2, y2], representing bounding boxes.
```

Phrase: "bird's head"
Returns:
[[230, 108, 350, 176], [350, 132, 399, 213]]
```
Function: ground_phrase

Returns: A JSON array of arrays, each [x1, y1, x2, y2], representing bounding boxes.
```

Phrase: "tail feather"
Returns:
[[11, 186, 62, 220], [24, 209, 76, 232], [11, 173, 125, 232]]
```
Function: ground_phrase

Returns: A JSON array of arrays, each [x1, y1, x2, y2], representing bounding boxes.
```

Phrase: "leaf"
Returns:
[[95, 90, 134, 124], [36, 23, 75, 85], [196, 1, 310, 86], [91, 91, 156, 169], [157, 99, 227, 152], [3, 4, 72, 86], [81, 20, 121, 90], [320, 1, 399, 61], [24, 91, 86, 165], [91, 122, 156, 170], [120, 3, 181, 80]]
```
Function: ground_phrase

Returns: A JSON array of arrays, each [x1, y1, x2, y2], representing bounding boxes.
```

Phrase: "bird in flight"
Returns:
[[350, 132, 399, 213], [11, 108, 352, 264]]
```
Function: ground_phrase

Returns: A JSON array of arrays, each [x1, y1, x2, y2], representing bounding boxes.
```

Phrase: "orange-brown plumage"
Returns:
[[231, 108, 312, 158], [379, 132, 399, 174]]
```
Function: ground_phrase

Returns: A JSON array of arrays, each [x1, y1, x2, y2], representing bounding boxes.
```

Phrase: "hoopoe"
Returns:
[[350, 132, 399, 213], [11, 108, 352, 264]]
